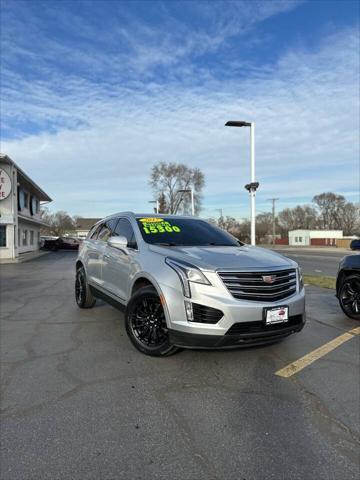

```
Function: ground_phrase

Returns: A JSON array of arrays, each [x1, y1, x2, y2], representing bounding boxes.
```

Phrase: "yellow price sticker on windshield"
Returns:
[[140, 219, 181, 234], [139, 218, 164, 223]]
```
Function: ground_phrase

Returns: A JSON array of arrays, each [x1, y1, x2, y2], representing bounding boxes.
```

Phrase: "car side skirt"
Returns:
[[90, 285, 126, 312]]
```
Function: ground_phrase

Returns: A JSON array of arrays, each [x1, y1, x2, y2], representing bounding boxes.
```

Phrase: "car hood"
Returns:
[[148, 244, 297, 271]]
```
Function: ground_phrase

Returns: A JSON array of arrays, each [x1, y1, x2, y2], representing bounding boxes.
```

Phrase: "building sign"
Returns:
[[0, 169, 12, 200]]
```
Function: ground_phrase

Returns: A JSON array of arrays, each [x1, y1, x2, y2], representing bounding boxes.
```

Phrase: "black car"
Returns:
[[336, 252, 360, 320], [40, 236, 81, 251], [350, 239, 360, 251]]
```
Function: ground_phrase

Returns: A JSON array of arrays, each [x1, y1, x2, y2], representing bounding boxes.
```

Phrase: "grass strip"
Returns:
[[303, 275, 336, 290]]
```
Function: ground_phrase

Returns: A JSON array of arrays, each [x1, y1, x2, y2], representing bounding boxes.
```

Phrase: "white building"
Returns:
[[0, 154, 52, 262], [74, 218, 101, 239], [288, 229, 343, 247]]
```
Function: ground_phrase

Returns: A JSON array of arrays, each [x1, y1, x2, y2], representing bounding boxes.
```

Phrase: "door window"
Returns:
[[97, 218, 118, 242], [97, 224, 112, 242], [89, 224, 102, 240], [113, 219, 137, 249]]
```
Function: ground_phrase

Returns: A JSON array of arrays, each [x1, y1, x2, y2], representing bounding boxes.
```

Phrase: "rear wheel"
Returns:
[[75, 266, 96, 308], [125, 286, 180, 356], [339, 274, 360, 320]]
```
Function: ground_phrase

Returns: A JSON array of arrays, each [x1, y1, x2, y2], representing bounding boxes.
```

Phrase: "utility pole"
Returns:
[[268, 198, 279, 245]]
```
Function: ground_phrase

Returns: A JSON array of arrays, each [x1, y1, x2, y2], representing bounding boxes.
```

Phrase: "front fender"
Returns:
[[128, 272, 173, 328]]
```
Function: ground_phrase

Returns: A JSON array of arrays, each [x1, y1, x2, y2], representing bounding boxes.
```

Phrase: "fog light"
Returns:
[[184, 301, 194, 321]]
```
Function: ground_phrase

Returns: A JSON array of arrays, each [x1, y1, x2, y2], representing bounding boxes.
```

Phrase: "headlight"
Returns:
[[297, 267, 304, 290], [165, 257, 211, 298]]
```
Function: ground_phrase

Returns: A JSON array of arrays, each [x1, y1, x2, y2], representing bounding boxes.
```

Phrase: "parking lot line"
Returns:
[[275, 326, 360, 378]]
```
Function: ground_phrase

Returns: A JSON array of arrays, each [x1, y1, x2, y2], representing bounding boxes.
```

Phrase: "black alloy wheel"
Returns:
[[130, 297, 168, 346], [125, 286, 180, 356], [75, 266, 96, 308], [339, 274, 360, 320]]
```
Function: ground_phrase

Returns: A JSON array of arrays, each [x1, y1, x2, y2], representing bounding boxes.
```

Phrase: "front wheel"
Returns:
[[125, 286, 180, 356], [339, 274, 360, 320]]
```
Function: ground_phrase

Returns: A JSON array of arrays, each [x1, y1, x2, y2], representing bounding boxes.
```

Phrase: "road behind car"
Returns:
[[271, 246, 357, 277], [0, 252, 359, 480]]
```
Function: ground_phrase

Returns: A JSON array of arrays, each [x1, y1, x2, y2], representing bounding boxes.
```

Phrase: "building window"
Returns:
[[295, 236, 298, 242], [0, 225, 6, 247], [22, 229, 28, 246], [30, 231, 34, 245], [299, 236, 303, 242]]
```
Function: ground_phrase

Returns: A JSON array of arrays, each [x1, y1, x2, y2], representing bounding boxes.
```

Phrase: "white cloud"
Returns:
[[1, 3, 358, 218]]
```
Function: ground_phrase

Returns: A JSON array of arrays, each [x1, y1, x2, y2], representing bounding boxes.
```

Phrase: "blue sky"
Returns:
[[1, 0, 359, 219]]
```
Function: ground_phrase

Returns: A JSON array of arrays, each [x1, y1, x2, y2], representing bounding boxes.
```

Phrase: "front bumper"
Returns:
[[159, 269, 306, 337], [169, 315, 305, 349]]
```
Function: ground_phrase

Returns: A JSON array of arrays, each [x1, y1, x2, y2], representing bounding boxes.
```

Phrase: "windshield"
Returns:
[[136, 217, 241, 247]]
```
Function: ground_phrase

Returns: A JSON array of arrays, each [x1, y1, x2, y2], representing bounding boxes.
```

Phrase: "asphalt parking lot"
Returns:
[[1, 252, 359, 480]]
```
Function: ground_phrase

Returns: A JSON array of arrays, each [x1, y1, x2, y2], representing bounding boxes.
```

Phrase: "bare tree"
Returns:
[[157, 192, 167, 214], [41, 209, 76, 236], [278, 205, 318, 232], [340, 202, 360, 235], [255, 212, 274, 243], [149, 162, 205, 214], [218, 216, 243, 239], [312, 192, 346, 229]]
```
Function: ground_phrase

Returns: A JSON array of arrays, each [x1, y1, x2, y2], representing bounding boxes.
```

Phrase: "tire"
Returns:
[[125, 286, 180, 356], [338, 274, 360, 320], [75, 266, 96, 308]]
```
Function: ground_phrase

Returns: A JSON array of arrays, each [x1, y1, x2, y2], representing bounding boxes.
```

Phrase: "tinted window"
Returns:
[[136, 217, 240, 247], [92, 218, 118, 242], [89, 224, 102, 240], [98, 225, 112, 241], [0, 225, 6, 247], [114, 218, 137, 249]]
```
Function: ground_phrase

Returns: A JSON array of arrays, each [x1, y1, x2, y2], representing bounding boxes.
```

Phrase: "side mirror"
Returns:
[[350, 239, 360, 251], [107, 235, 128, 250]]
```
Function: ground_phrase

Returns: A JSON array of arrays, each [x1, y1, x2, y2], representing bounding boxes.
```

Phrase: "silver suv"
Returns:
[[75, 213, 305, 356]]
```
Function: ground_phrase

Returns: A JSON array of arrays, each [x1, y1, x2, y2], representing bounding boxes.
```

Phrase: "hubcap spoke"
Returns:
[[353, 300, 359, 313], [341, 278, 360, 316], [131, 297, 168, 347]]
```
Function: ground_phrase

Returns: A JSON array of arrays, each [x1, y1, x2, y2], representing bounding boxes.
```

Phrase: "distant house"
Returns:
[[288, 229, 343, 247], [74, 218, 100, 239]]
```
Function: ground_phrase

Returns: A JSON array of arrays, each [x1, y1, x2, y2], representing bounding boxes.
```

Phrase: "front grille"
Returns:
[[218, 268, 297, 302], [192, 303, 224, 324], [226, 315, 303, 335]]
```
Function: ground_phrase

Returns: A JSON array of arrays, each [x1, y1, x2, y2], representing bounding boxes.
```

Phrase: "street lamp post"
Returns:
[[148, 200, 159, 214], [225, 120, 259, 246], [178, 189, 195, 216]]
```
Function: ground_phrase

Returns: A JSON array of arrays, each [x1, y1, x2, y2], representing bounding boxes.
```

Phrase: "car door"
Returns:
[[102, 217, 139, 301], [85, 222, 112, 286]]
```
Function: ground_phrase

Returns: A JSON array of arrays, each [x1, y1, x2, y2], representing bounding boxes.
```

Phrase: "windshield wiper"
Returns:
[[205, 243, 235, 246], [155, 242, 177, 247]]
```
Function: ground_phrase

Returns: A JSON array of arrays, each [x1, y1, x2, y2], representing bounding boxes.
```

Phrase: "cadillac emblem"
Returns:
[[262, 275, 276, 284]]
